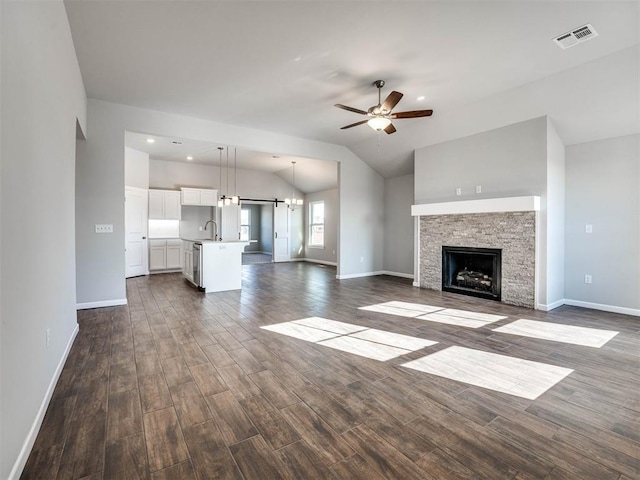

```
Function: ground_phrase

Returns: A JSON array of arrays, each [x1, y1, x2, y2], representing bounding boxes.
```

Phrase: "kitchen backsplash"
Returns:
[[180, 205, 217, 239]]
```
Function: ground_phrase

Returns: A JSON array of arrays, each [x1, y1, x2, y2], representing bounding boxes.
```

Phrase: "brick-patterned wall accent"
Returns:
[[420, 211, 536, 308]]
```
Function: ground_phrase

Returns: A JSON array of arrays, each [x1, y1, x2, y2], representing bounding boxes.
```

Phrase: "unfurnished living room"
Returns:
[[1, 1, 639, 479]]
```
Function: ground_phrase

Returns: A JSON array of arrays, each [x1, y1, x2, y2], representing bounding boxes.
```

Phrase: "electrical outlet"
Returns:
[[584, 274, 592, 284], [199, 226, 203, 231], [455, 188, 462, 196], [46, 328, 51, 348], [585, 224, 593, 233], [332, 250, 336, 255], [475, 185, 482, 194], [95, 224, 113, 233]]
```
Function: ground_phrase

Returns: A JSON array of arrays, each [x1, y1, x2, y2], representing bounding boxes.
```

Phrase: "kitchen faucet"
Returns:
[[204, 220, 218, 240]]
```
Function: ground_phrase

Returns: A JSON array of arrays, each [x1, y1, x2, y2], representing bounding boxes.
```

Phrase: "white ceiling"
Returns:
[[125, 131, 338, 193], [67, 1, 639, 181]]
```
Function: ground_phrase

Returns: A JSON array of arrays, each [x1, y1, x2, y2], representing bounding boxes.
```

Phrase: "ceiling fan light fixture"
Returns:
[[367, 117, 391, 131]]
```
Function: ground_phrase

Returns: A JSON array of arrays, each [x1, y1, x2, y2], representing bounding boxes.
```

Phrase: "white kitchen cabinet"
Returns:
[[181, 187, 218, 206], [149, 239, 183, 271], [166, 240, 182, 269], [149, 189, 181, 219], [183, 241, 194, 282], [200, 189, 217, 206]]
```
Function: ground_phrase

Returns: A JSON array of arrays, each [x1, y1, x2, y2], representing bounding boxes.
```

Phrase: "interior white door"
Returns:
[[125, 186, 148, 277], [273, 203, 290, 262]]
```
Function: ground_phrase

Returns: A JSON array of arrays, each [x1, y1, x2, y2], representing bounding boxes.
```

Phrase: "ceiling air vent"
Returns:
[[554, 24, 598, 50]]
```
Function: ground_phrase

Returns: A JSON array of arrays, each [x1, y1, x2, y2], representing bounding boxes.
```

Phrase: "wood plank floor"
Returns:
[[21, 262, 640, 479]]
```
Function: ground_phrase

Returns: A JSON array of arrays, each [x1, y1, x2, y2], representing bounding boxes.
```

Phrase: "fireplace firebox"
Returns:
[[442, 246, 502, 301]]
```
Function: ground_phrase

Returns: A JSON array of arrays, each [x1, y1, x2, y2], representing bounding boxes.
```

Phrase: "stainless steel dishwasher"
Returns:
[[193, 242, 203, 290]]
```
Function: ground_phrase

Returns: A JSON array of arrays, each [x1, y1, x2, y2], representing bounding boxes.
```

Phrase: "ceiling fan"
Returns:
[[335, 80, 433, 134]]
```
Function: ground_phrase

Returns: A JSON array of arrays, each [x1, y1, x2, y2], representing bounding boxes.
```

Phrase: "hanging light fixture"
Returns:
[[217, 147, 224, 207], [224, 147, 231, 205], [231, 147, 239, 204], [284, 161, 303, 211], [367, 116, 392, 131]]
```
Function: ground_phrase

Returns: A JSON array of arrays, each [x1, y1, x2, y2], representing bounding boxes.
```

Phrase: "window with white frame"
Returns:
[[240, 208, 250, 241], [309, 201, 325, 248]]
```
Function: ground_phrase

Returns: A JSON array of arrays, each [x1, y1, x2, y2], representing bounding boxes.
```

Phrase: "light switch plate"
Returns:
[[95, 224, 113, 233], [585, 224, 593, 233], [475, 185, 482, 194]]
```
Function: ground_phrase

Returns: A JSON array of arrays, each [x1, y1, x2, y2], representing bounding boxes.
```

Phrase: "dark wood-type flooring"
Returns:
[[22, 262, 640, 479]]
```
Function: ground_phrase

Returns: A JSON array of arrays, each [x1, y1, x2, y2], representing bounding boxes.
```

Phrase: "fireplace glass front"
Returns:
[[442, 246, 502, 301]]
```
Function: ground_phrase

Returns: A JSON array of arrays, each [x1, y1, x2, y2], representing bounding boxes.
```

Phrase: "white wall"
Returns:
[[565, 134, 639, 313], [1, 1, 87, 478], [304, 188, 338, 265], [545, 120, 565, 307], [414, 117, 547, 203], [338, 160, 384, 277], [124, 147, 149, 188], [149, 158, 216, 190], [76, 99, 382, 304], [383, 174, 414, 276], [260, 204, 273, 253]]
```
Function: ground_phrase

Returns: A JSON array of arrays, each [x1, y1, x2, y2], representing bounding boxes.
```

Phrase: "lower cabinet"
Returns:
[[149, 239, 183, 271], [182, 250, 193, 282]]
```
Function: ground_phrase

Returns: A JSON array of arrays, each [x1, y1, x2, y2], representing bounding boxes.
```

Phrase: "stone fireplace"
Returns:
[[412, 197, 539, 309]]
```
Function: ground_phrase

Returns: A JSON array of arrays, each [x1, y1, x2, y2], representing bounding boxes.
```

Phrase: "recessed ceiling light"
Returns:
[[186, 156, 193, 160], [146, 138, 155, 144], [417, 96, 425, 101]]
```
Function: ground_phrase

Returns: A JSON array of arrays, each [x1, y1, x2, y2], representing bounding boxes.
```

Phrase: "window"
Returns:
[[240, 208, 250, 241], [309, 201, 325, 248]]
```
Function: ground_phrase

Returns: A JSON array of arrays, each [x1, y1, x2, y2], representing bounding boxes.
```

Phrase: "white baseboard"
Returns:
[[8, 323, 79, 480], [379, 270, 414, 280], [149, 269, 182, 275], [336, 271, 385, 280], [536, 298, 566, 312], [564, 299, 640, 317], [76, 298, 127, 310], [303, 258, 337, 267]]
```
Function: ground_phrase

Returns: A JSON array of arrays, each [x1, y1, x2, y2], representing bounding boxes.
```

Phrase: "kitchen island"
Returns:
[[183, 239, 250, 293]]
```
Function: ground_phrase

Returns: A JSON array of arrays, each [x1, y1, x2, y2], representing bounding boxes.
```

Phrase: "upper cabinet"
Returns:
[[149, 189, 181, 219], [181, 187, 218, 206]]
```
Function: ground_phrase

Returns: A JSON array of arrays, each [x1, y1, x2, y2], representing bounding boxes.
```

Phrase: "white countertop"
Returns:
[[182, 238, 254, 244]]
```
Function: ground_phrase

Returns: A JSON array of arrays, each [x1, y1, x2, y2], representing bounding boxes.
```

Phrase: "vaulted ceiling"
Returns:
[[66, 1, 639, 189]]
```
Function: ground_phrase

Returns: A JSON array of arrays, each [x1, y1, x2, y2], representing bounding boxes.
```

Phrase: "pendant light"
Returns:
[[224, 147, 231, 205], [231, 147, 239, 204], [284, 161, 303, 211], [217, 147, 224, 207]]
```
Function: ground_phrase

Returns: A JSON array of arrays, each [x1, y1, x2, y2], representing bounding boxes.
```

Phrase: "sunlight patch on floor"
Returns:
[[401, 346, 573, 400], [261, 317, 437, 361], [358, 301, 443, 317], [493, 319, 619, 347], [359, 301, 506, 328]]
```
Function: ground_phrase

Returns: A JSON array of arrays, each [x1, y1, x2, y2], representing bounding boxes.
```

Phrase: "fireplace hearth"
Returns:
[[442, 246, 502, 301]]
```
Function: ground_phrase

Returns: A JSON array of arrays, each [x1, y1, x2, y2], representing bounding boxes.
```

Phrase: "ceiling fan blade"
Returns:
[[334, 104, 368, 116], [340, 119, 369, 130], [384, 123, 397, 135], [381, 91, 403, 112], [391, 109, 433, 119]]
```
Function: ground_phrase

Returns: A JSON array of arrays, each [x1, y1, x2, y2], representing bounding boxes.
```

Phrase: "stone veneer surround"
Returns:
[[420, 211, 536, 308]]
